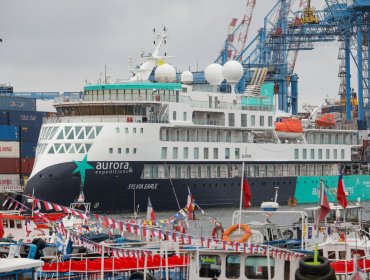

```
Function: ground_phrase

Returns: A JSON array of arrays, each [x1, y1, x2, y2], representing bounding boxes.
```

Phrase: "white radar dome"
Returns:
[[222, 60, 244, 93], [205, 63, 224, 86], [155, 64, 176, 83], [222, 60, 244, 83], [181, 71, 193, 84]]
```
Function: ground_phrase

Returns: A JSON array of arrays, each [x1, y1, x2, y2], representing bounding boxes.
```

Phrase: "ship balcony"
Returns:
[[54, 89, 274, 112], [43, 114, 168, 124]]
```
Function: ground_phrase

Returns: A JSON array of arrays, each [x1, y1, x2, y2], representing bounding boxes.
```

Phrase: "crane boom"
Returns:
[[235, 0, 256, 61]]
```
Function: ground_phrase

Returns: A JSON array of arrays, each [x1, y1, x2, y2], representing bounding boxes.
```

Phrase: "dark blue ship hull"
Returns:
[[24, 161, 297, 212]]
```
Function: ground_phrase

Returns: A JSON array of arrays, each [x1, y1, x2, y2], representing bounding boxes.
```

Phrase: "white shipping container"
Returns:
[[36, 99, 57, 113], [0, 142, 20, 158], [0, 174, 22, 192]]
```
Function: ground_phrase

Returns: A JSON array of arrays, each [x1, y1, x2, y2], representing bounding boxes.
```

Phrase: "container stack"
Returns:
[[0, 96, 49, 192]]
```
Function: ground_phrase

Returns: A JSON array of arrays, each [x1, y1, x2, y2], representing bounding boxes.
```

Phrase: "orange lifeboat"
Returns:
[[275, 117, 303, 140], [315, 114, 335, 128]]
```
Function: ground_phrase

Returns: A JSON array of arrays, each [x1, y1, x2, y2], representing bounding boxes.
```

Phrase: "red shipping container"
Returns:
[[0, 158, 20, 174], [21, 158, 35, 174]]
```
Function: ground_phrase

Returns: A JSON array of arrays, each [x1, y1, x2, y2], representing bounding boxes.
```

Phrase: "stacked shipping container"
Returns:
[[0, 96, 50, 192]]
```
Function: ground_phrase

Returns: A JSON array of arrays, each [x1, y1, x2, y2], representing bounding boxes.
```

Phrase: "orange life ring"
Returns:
[[222, 224, 251, 243], [211, 225, 224, 239]]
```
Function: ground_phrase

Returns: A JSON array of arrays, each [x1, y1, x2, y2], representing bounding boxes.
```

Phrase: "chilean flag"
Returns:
[[337, 173, 348, 209], [186, 187, 195, 220], [146, 197, 156, 221], [43, 201, 53, 211], [243, 178, 252, 208], [318, 189, 330, 223]]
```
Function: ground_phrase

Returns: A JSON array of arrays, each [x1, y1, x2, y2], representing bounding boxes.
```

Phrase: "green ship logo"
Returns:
[[73, 154, 94, 188]]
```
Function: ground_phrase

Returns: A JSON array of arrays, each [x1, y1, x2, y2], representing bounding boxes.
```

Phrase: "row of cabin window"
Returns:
[[161, 147, 240, 160], [172, 111, 273, 127], [199, 254, 276, 279], [115, 127, 144, 134], [305, 132, 357, 145], [143, 163, 336, 179], [109, 148, 137, 154], [294, 148, 345, 160]]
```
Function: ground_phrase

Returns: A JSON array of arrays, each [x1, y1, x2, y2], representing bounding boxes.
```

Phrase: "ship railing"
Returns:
[[162, 135, 248, 143], [54, 90, 274, 113], [43, 115, 169, 124]]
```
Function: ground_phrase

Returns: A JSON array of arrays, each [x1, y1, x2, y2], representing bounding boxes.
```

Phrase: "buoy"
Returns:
[[222, 224, 251, 243]]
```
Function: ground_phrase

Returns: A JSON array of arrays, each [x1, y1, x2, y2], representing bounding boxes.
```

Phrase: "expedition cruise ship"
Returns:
[[24, 32, 370, 212]]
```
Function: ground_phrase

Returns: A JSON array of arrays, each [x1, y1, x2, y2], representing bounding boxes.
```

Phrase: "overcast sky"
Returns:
[[0, 0, 358, 109]]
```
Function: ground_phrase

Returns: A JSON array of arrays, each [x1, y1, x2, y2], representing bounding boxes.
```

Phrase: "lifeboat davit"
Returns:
[[315, 114, 335, 128], [275, 118, 303, 140]]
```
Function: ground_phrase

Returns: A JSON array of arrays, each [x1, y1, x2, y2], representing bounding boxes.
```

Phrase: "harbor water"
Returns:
[[106, 200, 370, 237]]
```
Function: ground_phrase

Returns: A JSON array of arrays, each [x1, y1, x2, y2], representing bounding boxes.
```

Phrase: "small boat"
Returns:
[[315, 113, 335, 128], [275, 116, 303, 140]]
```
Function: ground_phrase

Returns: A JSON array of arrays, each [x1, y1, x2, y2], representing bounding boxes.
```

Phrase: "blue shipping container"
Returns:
[[20, 141, 37, 158], [8, 111, 48, 127], [20, 126, 41, 142], [0, 96, 36, 111], [0, 125, 19, 141], [0, 111, 8, 125]]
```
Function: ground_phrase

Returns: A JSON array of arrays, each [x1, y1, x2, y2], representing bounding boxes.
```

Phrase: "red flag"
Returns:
[[337, 174, 347, 209], [318, 189, 330, 223], [186, 187, 195, 220], [147, 197, 156, 221], [243, 178, 252, 208], [0, 214, 4, 239]]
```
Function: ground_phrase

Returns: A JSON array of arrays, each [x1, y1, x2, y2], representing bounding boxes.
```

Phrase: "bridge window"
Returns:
[[226, 254, 240, 279], [245, 256, 275, 279], [199, 255, 221, 278]]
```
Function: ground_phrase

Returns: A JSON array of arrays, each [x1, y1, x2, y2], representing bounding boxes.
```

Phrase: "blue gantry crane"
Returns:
[[213, 0, 370, 127]]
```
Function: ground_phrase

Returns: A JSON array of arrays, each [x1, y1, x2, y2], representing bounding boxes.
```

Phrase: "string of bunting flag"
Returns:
[[2, 194, 89, 220], [2, 193, 304, 261]]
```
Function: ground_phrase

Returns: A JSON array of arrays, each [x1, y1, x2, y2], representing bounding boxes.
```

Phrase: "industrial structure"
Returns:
[[214, 0, 370, 128]]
